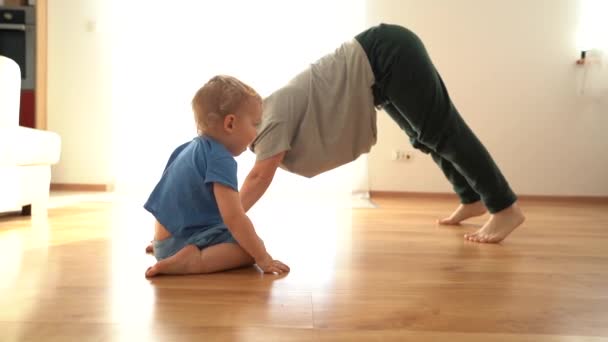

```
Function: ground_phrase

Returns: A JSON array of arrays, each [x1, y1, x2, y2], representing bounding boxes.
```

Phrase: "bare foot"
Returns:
[[145, 243, 153, 254], [464, 202, 525, 243], [438, 201, 487, 225], [145, 244, 200, 277]]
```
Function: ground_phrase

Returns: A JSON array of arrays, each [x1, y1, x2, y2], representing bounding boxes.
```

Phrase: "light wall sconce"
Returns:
[[576, 50, 587, 65]]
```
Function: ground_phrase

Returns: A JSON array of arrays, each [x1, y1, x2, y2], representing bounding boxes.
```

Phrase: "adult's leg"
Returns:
[[383, 103, 479, 204], [379, 25, 524, 242], [381, 25, 516, 213], [384, 103, 486, 224]]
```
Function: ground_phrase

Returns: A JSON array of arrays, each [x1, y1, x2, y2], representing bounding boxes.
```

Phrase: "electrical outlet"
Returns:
[[391, 149, 413, 161]]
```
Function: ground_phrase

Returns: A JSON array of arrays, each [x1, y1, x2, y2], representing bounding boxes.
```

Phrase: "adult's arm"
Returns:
[[240, 151, 286, 212]]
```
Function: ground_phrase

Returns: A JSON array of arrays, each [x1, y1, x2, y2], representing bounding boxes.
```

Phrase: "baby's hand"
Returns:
[[256, 255, 290, 274]]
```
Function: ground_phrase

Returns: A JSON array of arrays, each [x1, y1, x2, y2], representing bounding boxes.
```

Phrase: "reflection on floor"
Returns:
[[1, 192, 607, 341], [48, 190, 377, 209]]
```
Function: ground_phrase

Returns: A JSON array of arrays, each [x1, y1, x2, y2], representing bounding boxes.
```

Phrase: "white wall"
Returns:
[[47, 0, 113, 185], [46, 0, 365, 195], [366, 0, 608, 196], [107, 0, 366, 202], [46, 0, 608, 197]]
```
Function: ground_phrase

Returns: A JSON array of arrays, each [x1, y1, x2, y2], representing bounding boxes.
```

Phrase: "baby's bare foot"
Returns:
[[465, 202, 525, 243], [145, 244, 200, 277], [145, 243, 153, 254], [438, 201, 487, 225]]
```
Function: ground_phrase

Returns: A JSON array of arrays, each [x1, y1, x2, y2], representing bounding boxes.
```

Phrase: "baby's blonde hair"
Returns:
[[192, 75, 261, 135]]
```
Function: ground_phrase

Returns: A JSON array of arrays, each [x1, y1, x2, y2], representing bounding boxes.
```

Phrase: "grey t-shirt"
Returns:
[[250, 39, 377, 178]]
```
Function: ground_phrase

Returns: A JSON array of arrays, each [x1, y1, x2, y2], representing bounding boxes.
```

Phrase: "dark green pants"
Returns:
[[355, 24, 516, 213]]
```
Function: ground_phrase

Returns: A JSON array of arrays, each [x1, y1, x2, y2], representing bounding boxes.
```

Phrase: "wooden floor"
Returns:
[[1, 194, 607, 342]]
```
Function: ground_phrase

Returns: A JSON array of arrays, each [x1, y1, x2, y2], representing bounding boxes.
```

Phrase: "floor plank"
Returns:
[[1, 194, 607, 341]]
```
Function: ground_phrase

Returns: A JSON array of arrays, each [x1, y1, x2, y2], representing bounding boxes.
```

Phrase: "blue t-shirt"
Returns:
[[144, 136, 238, 238]]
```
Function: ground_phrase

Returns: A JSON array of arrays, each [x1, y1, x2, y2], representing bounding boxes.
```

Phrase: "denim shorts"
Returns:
[[153, 223, 236, 261]]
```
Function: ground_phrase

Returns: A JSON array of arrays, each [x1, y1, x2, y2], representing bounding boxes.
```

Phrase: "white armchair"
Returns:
[[0, 55, 61, 216]]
